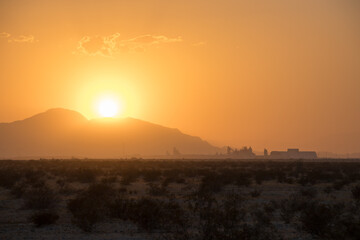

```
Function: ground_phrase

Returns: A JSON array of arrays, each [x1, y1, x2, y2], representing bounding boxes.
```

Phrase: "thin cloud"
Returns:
[[9, 35, 36, 43], [0, 32, 37, 43], [75, 33, 183, 57], [0, 32, 11, 38], [192, 41, 207, 47]]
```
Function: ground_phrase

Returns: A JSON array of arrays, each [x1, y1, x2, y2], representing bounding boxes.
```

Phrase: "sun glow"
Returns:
[[97, 98, 120, 117], [73, 70, 140, 119]]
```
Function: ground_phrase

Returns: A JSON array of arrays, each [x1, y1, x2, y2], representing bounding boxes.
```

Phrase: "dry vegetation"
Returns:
[[1, 159, 360, 239]]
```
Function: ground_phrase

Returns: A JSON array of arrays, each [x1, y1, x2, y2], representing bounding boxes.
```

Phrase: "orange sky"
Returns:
[[0, 0, 359, 154]]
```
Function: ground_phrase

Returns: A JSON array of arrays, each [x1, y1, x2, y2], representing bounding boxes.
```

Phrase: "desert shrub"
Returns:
[[263, 201, 276, 215], [11, 181, 28, 198], [187, 188, 213, 213], [300, 201, 343, 237], [310, 170, 341, 184], [299, 187, 318, 198], [280, 194, 308, 223], [162, 175, 186, 186], [193, 191, 282, 240], [101, 175, 117, 184], [24, 169, 45, 185], [283, 177, 294, 184], [120, 170, 139, 185], [276, 171, 286, 183], [252, 206, 273, 226], [351, 184, 360, 201], [235, 174, 252, 187], [134, 198, 166, 231], [329, 213, 360, 240], [333, 179, 350, 190], [244, 224, 283, 240], [30, 211, 59, 227], [126, 197, 186, 232], [143, 169, 161, 183], [250, 189, 262, 198], [148, 183, 168, 196], [197, 201, 224, 239], [297, 176, 311, 186], [182, 167, 197, 178], [254, 170, 277, 185], [108, 195, 135, 220], [348, 172, 360, 182], [255, 175, 263, 185], [24, 184, 57, 210], [191, 192, 248, 240], [176, 177, 186, 184], [221, 193, 245, 229], [56, 178, 75, 195], [216, 170, 238, 186], [56, 178, 66, 188], [199, 173, 225, 193], [163, 169, 181, 178], [280, 202, 297, 223], [67, 183, 114, 231], [324, 186, 333, 194], [159, 200, 188, 231], [71, 168, 98, 183], [191, 191, 229, 239], [0, 168, 21, 188]]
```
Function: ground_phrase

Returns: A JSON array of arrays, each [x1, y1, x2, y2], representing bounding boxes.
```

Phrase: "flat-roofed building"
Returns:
[[270, 148, 317, 159]]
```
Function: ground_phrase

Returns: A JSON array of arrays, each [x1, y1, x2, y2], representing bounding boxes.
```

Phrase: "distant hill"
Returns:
[[0, 108, 221, 159]]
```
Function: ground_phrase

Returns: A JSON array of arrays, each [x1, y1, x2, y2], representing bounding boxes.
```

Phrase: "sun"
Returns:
[[97, 98, 119, 117]]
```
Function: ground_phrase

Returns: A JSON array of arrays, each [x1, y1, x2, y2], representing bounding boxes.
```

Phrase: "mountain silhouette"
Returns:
[[0, 108, 220, 158]]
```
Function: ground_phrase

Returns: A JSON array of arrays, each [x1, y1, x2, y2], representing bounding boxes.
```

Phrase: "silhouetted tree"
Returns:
[[173, 147, 181, 155], [227, 146, 233, 155]]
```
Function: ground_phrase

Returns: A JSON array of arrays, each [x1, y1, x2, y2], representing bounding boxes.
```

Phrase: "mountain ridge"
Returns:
[[0, 108, 220, 158]]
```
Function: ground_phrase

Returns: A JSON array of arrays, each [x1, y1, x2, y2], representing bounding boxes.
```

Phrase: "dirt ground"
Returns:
[[0, 159, 359, 240]]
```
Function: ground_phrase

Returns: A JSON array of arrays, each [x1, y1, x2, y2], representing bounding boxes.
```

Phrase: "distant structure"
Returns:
[[173, 147, 181, 156], [227, 146, 256, 158], [270, 149, 317, 159], [264, 148, 268, 157]]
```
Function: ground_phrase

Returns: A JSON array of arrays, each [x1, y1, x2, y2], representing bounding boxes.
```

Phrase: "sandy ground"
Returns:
[[0, 160, 357, 240], [0, 180, 338, 240]]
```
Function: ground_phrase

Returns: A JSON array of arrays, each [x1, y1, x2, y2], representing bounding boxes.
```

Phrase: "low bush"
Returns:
[[67, 183, 114, 232], [143, 169, 161, 183], [299, 187, 318, 198], [252, 208, 272, 226], [30, 211, 59, 227], [199, 173, 225, 193], [351, 184, 360, 201], [11, 181, 28, 198], [300, 201, 343, 237], [24, 184, 57, 210], [71, 168, 98, 183], [250, 189, 262, 198], [147, 183, 168, 196], [333, 179, 350, 190], [235, 174, 252, 187], [280, 195, 308, 223], [0, 168, 21, 189], [120, 170, 139, 185]]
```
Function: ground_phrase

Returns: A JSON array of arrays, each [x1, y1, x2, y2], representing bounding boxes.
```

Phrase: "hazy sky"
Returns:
[[1, 0, 359, 153]]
